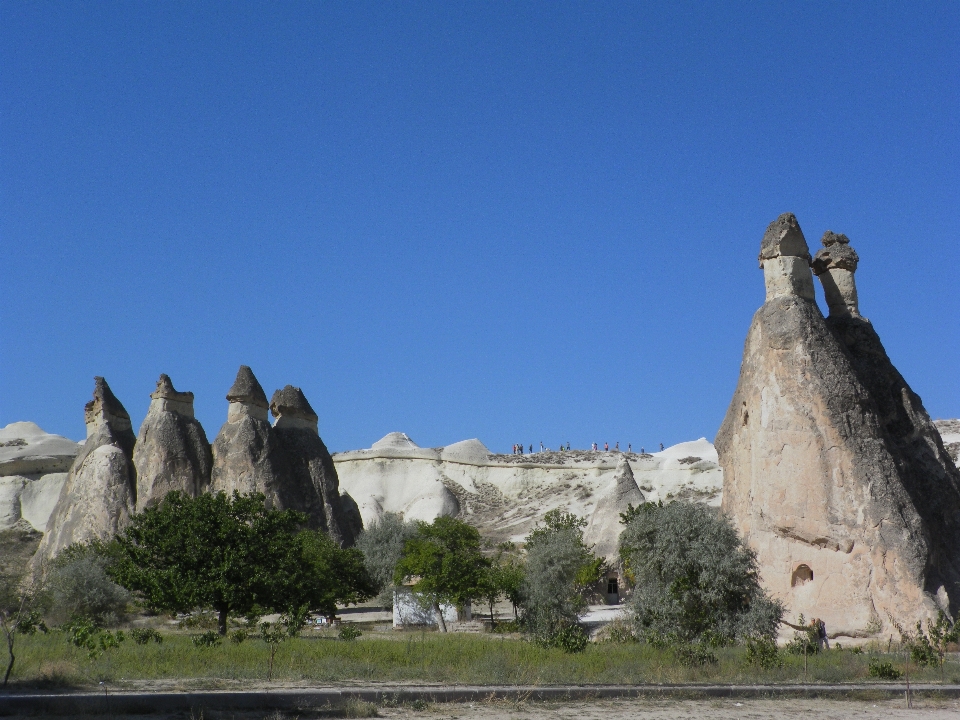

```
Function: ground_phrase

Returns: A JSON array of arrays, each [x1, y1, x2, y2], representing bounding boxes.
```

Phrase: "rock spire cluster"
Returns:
[[37, 367, 360, 569], [717, 213, 960, 636]]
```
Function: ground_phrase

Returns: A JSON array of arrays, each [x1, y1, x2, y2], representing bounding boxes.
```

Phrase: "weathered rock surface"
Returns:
[[134, 374, 212, 510], [0, 421, 80, 476], [210, 366, 291, 507], [584, 455, 644, 560], [934, 420, 960, 467], [34, 378, 137, 565], [717, 214, 960, 638], [269, 385, 358, 545], [335, 435, 719, 556]]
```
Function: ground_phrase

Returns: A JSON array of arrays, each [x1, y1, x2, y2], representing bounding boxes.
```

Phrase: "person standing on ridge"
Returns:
[[659, 443, 664, 452], [628, 443, 632, 453], [615, 441, 619, 451], [604, 442, 609, 451]]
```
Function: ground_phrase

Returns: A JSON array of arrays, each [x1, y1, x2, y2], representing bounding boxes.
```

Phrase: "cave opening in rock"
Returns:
[[791, 564, 814, 586]]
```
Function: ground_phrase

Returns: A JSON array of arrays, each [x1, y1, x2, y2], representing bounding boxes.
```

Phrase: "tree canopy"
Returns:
[[355, 512, 418, 607], [393, 516, 489, 631], [618, 501, 783, 645], [109, 491, 373, 634]]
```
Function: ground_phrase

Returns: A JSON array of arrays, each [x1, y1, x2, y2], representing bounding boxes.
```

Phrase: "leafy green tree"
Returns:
[[355, 512, 418, 607], [478, 542, 525, 624], [110, 491, 373, 634], [618, 501, 783, 646], [292, 530, 375, 620], [394, 516, 489, 631], [521, 510, 602, 645]]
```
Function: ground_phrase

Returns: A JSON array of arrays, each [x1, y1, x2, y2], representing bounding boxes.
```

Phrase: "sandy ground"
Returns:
[[6, 696, 960, 720]]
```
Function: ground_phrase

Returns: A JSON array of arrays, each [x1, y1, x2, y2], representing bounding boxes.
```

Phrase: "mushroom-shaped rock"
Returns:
[[812, 231, 861, 317], [585, 455, 644, 561], [134, 374, 212, 510], [270, 385, 357, 545], [35, 377, 137, 566], [758, 212, 816, 302], [716, 215, 960, 637], [210, 366, 291, 508]]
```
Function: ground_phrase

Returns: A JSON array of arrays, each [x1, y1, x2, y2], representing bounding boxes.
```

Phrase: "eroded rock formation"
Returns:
[[134, 374, 212, 510], [35, 377, 137, 565], [210, 366, 290, 507], [717, 213, 960, 637], [270, 385, 357, 546], [584, 455, 644, 561]]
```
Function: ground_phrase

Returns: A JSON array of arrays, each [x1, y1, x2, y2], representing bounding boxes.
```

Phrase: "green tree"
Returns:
[[479, 542, 525, 624], [355, 512, 418, 607], [110, 491, 372, 634], [618, 501, 783, 646], [522, 510, 602, 644], [394, 516, 489, 631], [47, 542, 131, 626]]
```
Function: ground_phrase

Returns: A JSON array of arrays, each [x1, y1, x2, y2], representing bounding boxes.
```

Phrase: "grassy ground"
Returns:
[[6, 629, 960, 690]]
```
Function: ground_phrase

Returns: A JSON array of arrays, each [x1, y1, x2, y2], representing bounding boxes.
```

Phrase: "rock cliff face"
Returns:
[[270, 385, 357, 546], [0, 422, 77, 532], [210, 366, 290, 507], [335, 435, 719, 555], [34, 377, 137, 565], [716, 214, 960, 637], [134, 375, 212, 510]]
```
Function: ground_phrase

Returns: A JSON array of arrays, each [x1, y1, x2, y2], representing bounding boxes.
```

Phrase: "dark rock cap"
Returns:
[[84, 376, 130, 423], [270, 385, 319, 422], [226, 365, 269, 408], [150, 374, 195, 402], [758, 212, 812, 267], [811, 231, 860, 275]]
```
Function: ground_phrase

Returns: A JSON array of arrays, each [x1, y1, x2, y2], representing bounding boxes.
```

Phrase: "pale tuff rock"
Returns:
[[812, 231, 861, 318], [270, 385, 358, 546], [35, 378, 136, 564], [758, 212, 816, 302], [336, 435, 719, 554], [716, 214, 960, 638], [584, 455, 644, 561], [0, 421, 80, 476], [134, 374, 212, 510], [0, 422, 78, 532], [210, 366, 290, 507], [934, 420, 960, 468]]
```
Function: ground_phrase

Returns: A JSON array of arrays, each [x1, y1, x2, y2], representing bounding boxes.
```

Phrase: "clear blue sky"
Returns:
[[2, 2, 958, 453]]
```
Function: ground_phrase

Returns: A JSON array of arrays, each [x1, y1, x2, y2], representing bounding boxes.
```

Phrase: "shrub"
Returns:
[[543, 624, 588, 653], [868, 658, 903, 680], [522, 511, 601, 643], [47, 544, 130, 626], [338, 624, 362, 641], [229, 629, 248, 644], [61, 617, 125, 659], [618, 502, 783, 645], [191, 631, 222, 648], [744, 636, 783, 669], [130, 628, 162, 645]]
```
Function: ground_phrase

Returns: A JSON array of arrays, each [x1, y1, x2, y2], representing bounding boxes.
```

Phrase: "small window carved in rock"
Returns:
[[607, 578, 618, 594], [791, 564, 813, 587], [741, 402, 749, 427]]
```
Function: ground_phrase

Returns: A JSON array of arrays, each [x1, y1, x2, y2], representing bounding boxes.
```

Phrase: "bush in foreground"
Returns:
[[619, 501, 784, 647]]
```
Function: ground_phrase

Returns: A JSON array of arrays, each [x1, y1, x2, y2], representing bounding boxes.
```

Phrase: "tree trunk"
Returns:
[[435, 603, 447, 632], [217, 606, 228, 636], [4, 632, 13, 687], [489, 601, 495, 628]]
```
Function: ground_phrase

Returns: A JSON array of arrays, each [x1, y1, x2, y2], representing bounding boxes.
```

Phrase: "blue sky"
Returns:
[[2, 2, 958, 453]]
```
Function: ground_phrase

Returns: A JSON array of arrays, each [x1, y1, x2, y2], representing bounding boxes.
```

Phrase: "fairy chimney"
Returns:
[[210, 366, 290, 506], [133, 374, 212, 510], [34, 377, 136, 564], [716, 214, 960, 638], [270, 385, 358, 545]]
